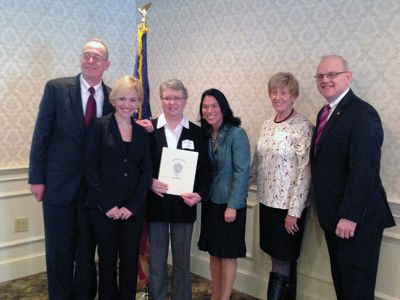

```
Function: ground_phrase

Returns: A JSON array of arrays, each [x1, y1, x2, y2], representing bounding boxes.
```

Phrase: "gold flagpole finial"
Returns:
[[138, 2, 152, 24]]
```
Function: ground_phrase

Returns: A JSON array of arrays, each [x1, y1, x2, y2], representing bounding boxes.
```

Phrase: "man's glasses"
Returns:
[[80, 53, 107, 63], [314, 71, 348, 81]]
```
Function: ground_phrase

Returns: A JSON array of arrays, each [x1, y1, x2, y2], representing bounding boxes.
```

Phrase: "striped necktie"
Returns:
[[314, 104, 331, 154]]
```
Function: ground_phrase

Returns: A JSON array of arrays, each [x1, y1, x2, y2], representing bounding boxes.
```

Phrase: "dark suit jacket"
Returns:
[[146, 118, 211, 223], [84, 113, 152, 216], [28, 74, 113, 206], [311, 89, 395, 233]]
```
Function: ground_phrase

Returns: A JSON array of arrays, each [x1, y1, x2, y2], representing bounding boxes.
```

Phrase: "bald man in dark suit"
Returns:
[[29, 38, 113, 300], [311, 54, 395, 300]]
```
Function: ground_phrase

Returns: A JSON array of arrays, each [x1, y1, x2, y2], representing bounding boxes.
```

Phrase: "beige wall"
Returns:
[[146, 0, 400, 204], [0, 0, 137, 281], [0, 0, 137, 168], [145, 1, 400, 299], [1, 1, 400, 299]]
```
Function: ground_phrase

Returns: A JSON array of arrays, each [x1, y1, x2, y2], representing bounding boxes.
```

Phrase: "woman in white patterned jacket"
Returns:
[[250, 72, 313, 300]]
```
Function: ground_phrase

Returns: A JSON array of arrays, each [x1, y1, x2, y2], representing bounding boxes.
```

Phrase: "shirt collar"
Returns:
[[156, 113, 189, 129], [328, 88, 350, 111], [80, 74, 102, 92]]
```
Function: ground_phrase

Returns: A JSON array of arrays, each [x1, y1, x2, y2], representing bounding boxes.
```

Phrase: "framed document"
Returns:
[[158, 147, 199, 195]]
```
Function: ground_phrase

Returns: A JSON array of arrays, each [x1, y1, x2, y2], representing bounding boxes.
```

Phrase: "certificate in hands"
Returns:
[[158, 147, 199, 195]]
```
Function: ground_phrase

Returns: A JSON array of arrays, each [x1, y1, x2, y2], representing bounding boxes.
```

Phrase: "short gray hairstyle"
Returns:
[[159, 79, 188, 99]]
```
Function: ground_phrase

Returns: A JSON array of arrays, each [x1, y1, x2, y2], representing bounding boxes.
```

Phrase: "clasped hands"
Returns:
[[106, 206, 132, 220], [151, 178, 201, 207]]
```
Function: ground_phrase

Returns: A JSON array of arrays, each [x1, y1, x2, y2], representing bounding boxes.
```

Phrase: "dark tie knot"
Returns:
[[324, 104, 331, 112], [89, 86, 95, 95]]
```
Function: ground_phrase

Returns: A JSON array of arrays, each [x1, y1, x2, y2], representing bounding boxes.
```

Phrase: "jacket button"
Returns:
[[124, 173, 128, 177], [124, 158, 128, 162]]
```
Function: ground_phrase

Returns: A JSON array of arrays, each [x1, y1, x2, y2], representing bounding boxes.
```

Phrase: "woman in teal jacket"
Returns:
[[198, 88, 250, 300]]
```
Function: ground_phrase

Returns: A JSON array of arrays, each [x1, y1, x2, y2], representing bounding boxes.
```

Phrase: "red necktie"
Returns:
[[85, 87, 96, 127], [314, 104, 331, 153]]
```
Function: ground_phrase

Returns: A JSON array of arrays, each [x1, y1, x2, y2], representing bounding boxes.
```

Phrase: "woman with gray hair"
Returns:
[[251, 72, 313, 299], [144, 79, 211, 300]]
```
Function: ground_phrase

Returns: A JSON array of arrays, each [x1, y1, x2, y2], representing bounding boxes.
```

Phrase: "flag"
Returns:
[[137, 223, 150, 290], [134, 22, 152, 120], [134, 19, 151, 293]]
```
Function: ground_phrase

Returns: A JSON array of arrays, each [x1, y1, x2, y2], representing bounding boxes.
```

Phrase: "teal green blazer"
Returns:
[[208, 124, 250, 209]]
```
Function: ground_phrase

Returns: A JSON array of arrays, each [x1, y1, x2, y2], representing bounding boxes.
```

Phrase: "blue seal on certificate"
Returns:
[[173, 160, 184, 178]]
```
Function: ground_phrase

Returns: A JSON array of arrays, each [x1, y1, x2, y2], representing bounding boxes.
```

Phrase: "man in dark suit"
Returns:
[[311, 54, 395, 300], [29, 38, 113, 300]]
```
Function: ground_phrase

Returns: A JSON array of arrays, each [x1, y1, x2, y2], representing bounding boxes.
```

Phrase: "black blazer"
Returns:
[[146, 118, 211, 223], [311, 89, 395, 233], [84, 113, 152, 216], [28, 75, 113, 206]]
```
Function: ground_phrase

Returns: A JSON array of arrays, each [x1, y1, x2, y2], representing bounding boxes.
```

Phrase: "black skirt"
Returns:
[[259, 204, 308, 261], [198, 201, 247, 258]]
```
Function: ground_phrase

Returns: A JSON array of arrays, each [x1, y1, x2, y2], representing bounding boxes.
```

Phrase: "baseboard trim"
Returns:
[[0, 252, 46, 282], [0, 235, 45, 250]]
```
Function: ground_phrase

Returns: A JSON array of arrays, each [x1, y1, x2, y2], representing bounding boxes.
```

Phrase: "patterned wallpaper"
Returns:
[[0, 0, 137, 167], [145, 0, 400, 203], [1, 0, 399, 202]]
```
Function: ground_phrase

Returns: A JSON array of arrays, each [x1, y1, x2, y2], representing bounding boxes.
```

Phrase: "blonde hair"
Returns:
[[109, 76, 144, 105], [268, 72, 300, 98]]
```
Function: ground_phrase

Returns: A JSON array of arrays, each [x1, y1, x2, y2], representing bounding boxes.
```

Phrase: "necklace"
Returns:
[[274, 109, 294, 123], [211, 131, 219, 143]]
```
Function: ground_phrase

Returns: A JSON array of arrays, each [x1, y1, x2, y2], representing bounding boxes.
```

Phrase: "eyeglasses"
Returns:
[[161, 96, 186, 102], [314, 71, 348, 81], [80, 53, 107, 63]]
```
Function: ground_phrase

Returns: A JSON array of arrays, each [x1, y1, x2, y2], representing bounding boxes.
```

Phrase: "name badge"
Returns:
[[182, 139, 194, 150]]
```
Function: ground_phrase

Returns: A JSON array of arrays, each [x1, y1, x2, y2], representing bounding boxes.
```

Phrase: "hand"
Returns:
[[224, 208, 236, 223], [119, 207, 133, 220], [135, 119, 154, 133], [181, 193, 202, 207], [335, 218, 357, 239], [284, 214, 299, 235], [105, 206, 121, 220], [151, 178, 168, 197], [30, 184, 45, 202]]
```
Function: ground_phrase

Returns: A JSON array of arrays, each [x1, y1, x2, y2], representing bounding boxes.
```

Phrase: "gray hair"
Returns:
[[85, 37, 109, 59], [159, 79, 188, 99]]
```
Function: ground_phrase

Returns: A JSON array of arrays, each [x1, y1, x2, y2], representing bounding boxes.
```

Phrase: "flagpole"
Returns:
[[135, 5, 152, 299], [134, 2, 152, 120]]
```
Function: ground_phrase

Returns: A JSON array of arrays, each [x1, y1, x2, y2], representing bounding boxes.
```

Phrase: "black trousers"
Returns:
[[90, 209, 144, 300], [42, 183, 97, 300], [42, 201, 76, 300], [324, 229, 383, 300], [74, 183, 98, 300]]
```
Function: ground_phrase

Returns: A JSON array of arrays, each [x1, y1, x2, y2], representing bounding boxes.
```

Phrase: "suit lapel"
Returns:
[[314, 90, 354, 159], [210, 124, 230, 156], [69, 75, 86, 135], [101, 83, 113, 115], [109, 114, 127, 157]]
